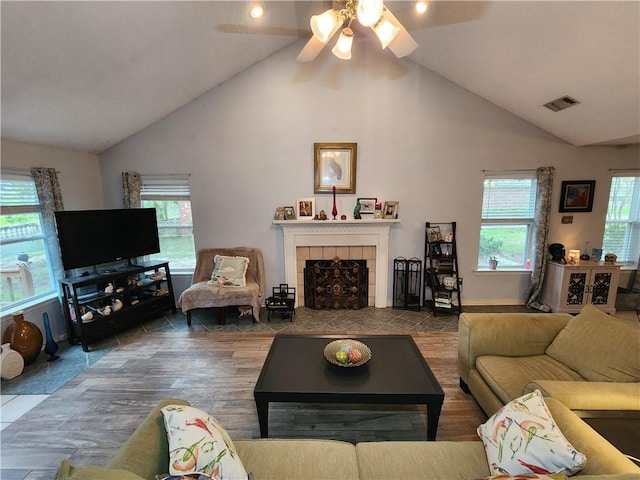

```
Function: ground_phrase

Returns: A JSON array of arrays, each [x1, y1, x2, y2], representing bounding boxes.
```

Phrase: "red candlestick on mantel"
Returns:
[[332, 186, 338, 220]]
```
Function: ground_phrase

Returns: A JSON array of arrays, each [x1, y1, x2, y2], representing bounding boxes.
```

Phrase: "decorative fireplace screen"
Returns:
[[304, 258, 368, 309]]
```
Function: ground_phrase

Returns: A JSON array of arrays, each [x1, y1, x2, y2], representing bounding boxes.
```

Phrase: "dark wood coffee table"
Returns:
[[254, 334, 445, 440]]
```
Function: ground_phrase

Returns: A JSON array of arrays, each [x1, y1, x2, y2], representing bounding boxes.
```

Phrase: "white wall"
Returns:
[[97, 40, 639, 305], [1, 139, 103, 340]]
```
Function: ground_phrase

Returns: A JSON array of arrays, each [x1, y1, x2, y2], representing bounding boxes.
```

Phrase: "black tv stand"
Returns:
[[60, 260, 176, 352]]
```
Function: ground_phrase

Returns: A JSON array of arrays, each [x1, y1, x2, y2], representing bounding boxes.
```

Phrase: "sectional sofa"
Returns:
[[458, 305, 640, 416], [55, 396, 639, 480], [55, 305, 640, 480]]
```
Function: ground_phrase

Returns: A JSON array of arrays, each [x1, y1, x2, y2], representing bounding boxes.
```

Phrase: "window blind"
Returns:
[[140, 175, 190, 201], [603, 176, 640, 262], [0, 174, 40, 213], [481, 177, 537, 220]]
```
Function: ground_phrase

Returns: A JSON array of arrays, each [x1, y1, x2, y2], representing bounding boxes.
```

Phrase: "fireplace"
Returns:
[[304, 258, 368, 309], [273, 219, 400, 307]]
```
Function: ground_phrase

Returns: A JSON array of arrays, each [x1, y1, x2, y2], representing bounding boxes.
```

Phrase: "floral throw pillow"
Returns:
[[209, 255, 249, 287], [477, 390, 586, 476], [474, 475, 568, 480], [161, 405, 248, 480]]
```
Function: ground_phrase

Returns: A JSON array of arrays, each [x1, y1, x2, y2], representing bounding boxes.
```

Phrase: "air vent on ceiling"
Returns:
[[543, 95, 581, 112]]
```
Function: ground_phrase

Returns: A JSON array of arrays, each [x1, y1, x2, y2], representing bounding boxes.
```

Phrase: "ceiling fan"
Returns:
[[297, 0, 425, 62], [214, 1, 487, 62]]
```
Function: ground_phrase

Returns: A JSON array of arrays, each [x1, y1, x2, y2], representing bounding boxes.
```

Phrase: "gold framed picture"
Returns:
[[383, 201, 399, 219], [314, 142, 357, 194]]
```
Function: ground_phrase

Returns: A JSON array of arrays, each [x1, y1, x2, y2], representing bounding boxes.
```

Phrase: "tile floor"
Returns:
[[0, 394, 48, 431], [1, 306, 637, 432]]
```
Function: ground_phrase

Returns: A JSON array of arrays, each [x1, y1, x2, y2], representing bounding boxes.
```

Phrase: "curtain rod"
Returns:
[[136, 173, 191, 177], [482, 168, 537, 174], [608, 168, 640, 173], [1, 166, 61, 174]]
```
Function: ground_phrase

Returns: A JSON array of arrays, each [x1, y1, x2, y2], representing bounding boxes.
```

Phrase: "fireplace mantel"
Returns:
[[273, 219, 400, 308]]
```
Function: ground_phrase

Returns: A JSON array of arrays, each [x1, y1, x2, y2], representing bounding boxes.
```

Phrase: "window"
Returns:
[[140, 175, 196, 272], [602, 175, 640, 266], [478, 174, 537, 269], [0, 173, 56, 310]]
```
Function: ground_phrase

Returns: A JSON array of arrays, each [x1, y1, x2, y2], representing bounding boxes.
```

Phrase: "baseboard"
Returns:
[[462, 299, 526, 306]]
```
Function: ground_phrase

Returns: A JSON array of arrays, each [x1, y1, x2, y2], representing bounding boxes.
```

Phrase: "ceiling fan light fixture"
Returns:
[[332, 27, 354, 60], [356, 0, 384, 27], [298, 0, 423, 62], [373, 12, 400, 49], [310, 9, 340, 43]]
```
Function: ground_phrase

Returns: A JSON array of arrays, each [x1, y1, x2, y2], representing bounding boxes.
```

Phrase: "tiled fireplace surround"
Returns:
[[274, 220, 399, 308]]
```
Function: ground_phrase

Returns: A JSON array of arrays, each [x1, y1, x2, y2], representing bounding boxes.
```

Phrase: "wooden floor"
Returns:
[[0, 329, 487, 479]]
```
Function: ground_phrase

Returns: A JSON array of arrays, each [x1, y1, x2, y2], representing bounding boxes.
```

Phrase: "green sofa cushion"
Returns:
[[525, 380, 640, 410], [234, 439, 359, 480], [546, 306, 640, 382], [476, 354, 584, 404], [544, 398, 640, 476], [356, 441, 489, 479], [106, 398, 189, 478], [55, 460, 144, 480]]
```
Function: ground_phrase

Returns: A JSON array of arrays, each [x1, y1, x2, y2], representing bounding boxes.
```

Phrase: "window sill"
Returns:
[[474, 269, 532, 275], [0, 291, 58, 317], [619, 262, 639, 271], [171, 270, 195, 276]]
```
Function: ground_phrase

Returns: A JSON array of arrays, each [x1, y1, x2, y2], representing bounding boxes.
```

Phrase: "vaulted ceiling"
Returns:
[[2, 1, 638, 154]]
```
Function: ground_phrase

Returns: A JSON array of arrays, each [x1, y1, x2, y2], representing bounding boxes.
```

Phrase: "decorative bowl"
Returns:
[[323, 339, 372, 367]]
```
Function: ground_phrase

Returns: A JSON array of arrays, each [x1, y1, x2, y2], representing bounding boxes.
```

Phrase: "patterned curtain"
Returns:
[[30, 167, 65, 282], [526, 166, 555, 311], [122, 172, 141, 208]]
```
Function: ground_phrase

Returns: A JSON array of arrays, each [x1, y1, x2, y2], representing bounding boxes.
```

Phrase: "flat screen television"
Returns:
[[54, 208, 160, 271]]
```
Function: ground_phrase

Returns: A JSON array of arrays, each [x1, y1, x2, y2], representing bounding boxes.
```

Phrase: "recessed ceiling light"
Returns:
[[415, 1, 429, 14], [249, 4, 264, 19]]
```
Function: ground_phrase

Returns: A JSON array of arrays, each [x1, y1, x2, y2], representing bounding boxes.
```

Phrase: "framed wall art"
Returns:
[[357, 197, 376, 214], [297, 198, 315, 219], [383, 201, 399, 219], [559, 180, 596, 212], [314, 142, 357, 194], [284, 206, 296, 220]]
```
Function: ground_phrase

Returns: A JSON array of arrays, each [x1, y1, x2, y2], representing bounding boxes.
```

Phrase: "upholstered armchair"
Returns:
[[178, 247, 265, 324]]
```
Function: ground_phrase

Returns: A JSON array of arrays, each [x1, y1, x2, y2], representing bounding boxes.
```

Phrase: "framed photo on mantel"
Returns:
[[314, 142, 357, 194]]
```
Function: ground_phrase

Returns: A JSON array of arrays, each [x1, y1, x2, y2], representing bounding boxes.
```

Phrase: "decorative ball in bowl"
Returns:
[[324, 339, 372, 367]]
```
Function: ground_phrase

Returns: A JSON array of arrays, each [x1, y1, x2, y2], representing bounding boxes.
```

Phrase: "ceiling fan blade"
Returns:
[[297, 36, 325, 62], [215, 24, 308, 37], [383, 7, 418, 58], [297, 19, 341, 62], [384, 2, 488, 31], [388, 27, 417, 58]]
